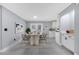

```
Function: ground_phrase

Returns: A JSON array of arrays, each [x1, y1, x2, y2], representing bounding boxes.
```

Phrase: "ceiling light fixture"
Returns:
[[33, 16, 37, 19]]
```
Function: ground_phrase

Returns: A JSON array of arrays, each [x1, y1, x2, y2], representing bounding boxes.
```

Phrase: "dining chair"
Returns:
[[40, 33, 48, 43], [22, 33, 30, 42]]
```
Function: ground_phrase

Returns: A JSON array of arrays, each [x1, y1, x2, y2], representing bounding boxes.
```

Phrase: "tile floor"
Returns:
[[0, 38, 73, 55]]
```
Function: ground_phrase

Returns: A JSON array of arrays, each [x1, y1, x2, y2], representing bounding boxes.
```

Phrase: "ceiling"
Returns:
[[0, 3, 71, 21]]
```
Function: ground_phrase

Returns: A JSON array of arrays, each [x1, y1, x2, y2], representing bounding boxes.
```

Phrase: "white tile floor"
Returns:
[[0, 38, 73, 55]]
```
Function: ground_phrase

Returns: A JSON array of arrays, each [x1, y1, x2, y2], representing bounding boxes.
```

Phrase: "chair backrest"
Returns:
[[40, 32, 47, 39]]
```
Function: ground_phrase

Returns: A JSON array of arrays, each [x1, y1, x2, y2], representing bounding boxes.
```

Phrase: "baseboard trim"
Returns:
[[61, 45, 74, 55], [0, 39, 22, 52], [74, 52, 78, 55]]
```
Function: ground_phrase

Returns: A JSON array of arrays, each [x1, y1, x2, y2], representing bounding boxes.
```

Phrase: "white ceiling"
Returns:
[[0, 3, 71, 21]]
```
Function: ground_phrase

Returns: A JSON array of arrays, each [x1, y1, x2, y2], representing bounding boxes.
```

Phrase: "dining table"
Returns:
[[26, 33, 42, 46]]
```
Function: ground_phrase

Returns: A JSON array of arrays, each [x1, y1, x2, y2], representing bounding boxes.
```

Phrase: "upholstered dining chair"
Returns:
[[22, 33, 31, 42], [39, 33, 48, 43]]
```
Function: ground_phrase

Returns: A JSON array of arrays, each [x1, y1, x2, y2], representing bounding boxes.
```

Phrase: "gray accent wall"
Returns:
[[0, 6, 27, 49]]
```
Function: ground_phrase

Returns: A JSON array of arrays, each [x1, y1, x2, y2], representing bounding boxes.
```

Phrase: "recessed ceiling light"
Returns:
[[33, 16, 37, 19]]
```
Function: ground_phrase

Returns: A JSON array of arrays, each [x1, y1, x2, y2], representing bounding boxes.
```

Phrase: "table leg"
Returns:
[[35, 36, 39, 45], [30, 36, 34, 45]]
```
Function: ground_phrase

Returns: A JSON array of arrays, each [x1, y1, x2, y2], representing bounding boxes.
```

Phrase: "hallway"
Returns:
[[0, 38, 73, 55]]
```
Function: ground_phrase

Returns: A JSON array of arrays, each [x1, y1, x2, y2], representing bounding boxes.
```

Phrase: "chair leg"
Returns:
[[30, 37, 34, 45]]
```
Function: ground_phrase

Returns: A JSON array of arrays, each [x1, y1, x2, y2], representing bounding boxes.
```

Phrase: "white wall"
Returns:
[[75, 4, 79, 54], [27, 21, 52, 33], [60, 11, 74, 32], [0, 6, 2, 50], [1, 6, 27, 49]]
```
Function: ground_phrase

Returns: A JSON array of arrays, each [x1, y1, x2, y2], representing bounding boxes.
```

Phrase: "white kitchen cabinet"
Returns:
[[61, 33, 74, 52], [55, 32, 61, 45], [59, 4, 75, 53]]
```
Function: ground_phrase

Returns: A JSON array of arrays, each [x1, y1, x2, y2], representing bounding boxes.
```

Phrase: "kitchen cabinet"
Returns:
[[61, 33, 74, 52]]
